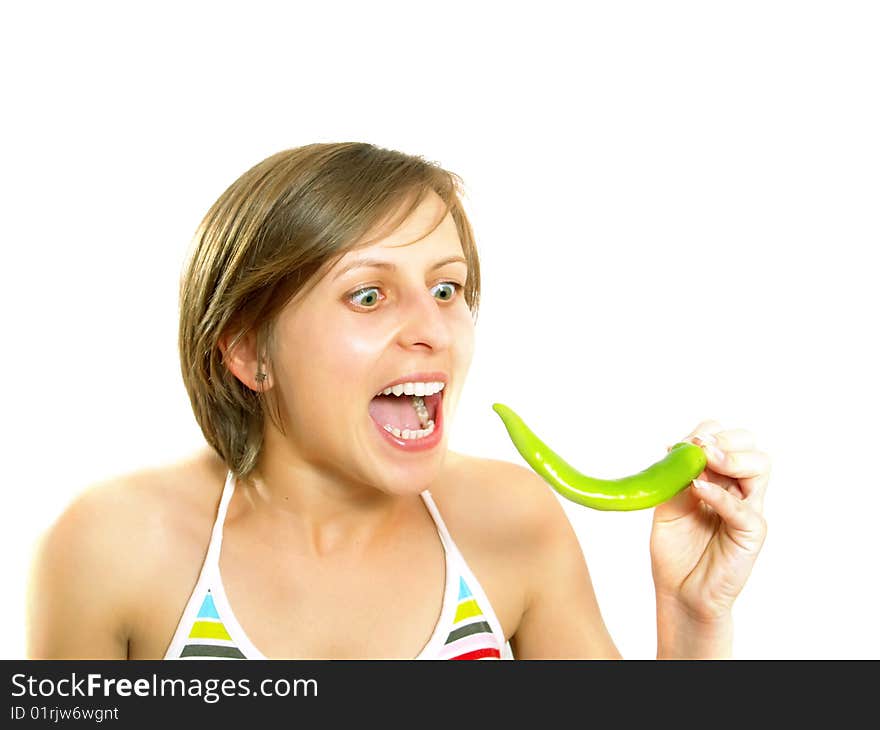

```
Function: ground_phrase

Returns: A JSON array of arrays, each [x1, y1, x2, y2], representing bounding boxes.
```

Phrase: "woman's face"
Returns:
[[266, 192, 475, 496]]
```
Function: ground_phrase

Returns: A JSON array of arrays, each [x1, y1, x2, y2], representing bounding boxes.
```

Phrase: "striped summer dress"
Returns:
[[163, 470, 513, 660]]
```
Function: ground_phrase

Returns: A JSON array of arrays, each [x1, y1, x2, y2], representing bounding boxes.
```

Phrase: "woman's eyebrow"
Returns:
[[332, 255, 467, 281]]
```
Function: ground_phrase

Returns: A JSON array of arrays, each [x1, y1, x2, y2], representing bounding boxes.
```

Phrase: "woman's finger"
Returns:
[[698, 447, 770, 489], [697, 467, 745, 499], [691, 479, 768, 550], [738, 469, 771, 513], [712, 429, 757, 452], [680, 427, 757, 453], [670, 424, 754, 453]]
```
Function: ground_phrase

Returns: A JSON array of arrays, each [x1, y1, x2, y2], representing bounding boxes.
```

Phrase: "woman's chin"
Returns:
[[373, 452, 448, 497]]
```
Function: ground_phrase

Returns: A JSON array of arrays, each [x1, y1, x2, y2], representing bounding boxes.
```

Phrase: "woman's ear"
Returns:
[[219, 329, 272, 392]]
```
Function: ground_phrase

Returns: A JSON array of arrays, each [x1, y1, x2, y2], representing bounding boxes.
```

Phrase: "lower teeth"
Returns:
[[383, 420, 435, 440]]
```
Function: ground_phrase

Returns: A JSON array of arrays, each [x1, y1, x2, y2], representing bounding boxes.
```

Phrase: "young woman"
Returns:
[[26, 142, 770, 659]]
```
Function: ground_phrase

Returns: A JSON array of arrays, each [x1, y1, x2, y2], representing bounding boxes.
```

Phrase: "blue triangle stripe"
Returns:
[[458, 576, 473, 600], [197, 593, 220, 619]]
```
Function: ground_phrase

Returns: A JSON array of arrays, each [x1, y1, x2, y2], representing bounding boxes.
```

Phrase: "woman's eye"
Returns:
[[349, 286, 383, 308], [432, 282, 461, 301]]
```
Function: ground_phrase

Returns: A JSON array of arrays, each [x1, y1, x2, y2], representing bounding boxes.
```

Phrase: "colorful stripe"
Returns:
[[188, 620, 232, 641], [440, 577, 503, 660], [176, 589, 246, 660], [453, 598, 483, 623], [180, 644, 247, 659], [451, 647, 502, 660], [446, 620, 494, 644], [197, 593, 220, 619]]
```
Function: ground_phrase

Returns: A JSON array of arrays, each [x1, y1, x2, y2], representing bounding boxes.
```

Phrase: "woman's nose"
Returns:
[[396, 290, 453, 351]]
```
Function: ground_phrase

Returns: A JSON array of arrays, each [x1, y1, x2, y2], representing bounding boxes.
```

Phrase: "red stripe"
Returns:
[[449, 647, 501, 660]]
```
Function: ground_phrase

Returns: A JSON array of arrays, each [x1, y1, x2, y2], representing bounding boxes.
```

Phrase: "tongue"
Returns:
[[369, 395, 423, 431]]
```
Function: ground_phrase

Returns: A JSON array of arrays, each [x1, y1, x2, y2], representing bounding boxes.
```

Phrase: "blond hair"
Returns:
[[178, 142, 481, 480]]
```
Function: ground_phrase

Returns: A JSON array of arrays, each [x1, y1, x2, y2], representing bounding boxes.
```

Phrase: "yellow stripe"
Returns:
[[189, 620, 233, 641], [454, 598, 484, 623]]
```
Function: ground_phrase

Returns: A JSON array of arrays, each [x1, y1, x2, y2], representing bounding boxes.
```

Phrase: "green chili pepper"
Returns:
[[492, 402, 707, 511]]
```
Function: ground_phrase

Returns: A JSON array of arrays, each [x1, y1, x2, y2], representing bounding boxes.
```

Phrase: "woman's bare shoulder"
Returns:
[[49, 448, 225, 551], [436, 450, 567, 550], [26, 448, 226, 658], [438, 452, 618, 658], [432, 451, 583, 643]]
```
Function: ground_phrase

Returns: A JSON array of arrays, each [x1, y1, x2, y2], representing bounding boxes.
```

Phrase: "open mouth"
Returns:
[[368, 381, 444, 441]]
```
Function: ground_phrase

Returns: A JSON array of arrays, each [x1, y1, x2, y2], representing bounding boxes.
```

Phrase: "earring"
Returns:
[[255, 371, 267, 383]]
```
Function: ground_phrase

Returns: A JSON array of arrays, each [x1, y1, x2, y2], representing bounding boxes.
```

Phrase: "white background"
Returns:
[[2, 1, 877, 660]]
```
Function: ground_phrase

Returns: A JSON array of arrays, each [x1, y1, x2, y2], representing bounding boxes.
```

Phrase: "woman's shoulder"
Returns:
[[431, 451, 580, 642], [436, 452, 618, 658], [434, 450, 570, 554], [46, 448, 225, 553], [26, 448, 226, 657]]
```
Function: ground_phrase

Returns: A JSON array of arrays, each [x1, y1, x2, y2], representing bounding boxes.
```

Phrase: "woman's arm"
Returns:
[[504, 467, 621, 659], [25, 484, 135, 659]]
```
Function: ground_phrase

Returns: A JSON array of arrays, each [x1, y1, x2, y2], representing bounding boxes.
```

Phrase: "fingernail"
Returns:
[[693, 479, 712, 490], [692, 432, 716, 446], [705, 445, 725, 462]]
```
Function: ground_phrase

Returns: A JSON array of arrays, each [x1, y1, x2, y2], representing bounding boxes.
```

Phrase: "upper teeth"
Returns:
[[376, 381, 445, 397]]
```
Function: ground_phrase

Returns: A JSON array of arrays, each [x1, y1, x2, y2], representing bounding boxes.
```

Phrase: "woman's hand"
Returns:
[[650, 420, 770, 630]]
